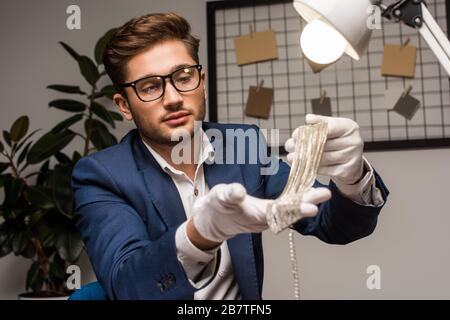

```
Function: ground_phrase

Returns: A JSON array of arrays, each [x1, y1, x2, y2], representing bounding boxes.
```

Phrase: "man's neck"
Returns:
[[142, 134, 199, 181]]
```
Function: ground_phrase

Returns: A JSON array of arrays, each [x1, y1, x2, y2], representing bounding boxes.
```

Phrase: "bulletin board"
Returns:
[[206, 0, 450, 152]]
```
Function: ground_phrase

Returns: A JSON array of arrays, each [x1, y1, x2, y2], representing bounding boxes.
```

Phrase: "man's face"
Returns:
[[114, 40, 207, 145]]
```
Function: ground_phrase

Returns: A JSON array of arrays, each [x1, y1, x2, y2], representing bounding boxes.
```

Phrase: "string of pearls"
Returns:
[[288, 229, 300, 300], [268, 122, 327, 300]]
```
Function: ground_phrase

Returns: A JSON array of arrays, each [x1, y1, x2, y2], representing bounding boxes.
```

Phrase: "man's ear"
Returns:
[[202, 71, 207, 101], [113, 93, 133, 121]]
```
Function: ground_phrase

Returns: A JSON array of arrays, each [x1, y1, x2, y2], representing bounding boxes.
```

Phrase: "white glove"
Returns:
[[192, 183, 331, 243], [285, 114, 365, 187]]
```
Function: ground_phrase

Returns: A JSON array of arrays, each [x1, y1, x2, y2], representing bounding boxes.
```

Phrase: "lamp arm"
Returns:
[[379, 0, 424, 28], [378, 0, 450, 77], [419, 3, 450, 76]]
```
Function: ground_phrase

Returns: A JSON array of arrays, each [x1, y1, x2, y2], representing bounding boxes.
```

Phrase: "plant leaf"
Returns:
[[51, 114, 83, 134], [47, 85, 85, 95], [78, 55, 100, 86], [49, 257, 66, 279], [56, 229, 84, 262], [0, 224, 10, 246], [109, 111, 123, 122], [85, 119, 117, 150], [21, 240, 36, 259], [27, 210, 45, 228], [36, 160, 50, 186], [72, 151, 82, 163], [0, 224, 13, 247], [92, 128, 117, 150], [100, 85, 116, 100], [85, 118, 105, 132], [59, 41, 80, 61], [9, 116, 29, 142], [91, 102, 115, 128], [14, 129, 41, 155], [12, 231, 28, 255], [0, 233, 12, 257], [27, 131, 76, 164], [26, 261, 40, 291], [3, 131, 11, 147], [54, 152, 72, 164], [51, 164, 75, 218], [3, 176, 25, 204], [17, 141, 32, 166], [9, 116, 29, 143], [25, 186, 54, 209], [49, 99, 86, 113], [42, 232, 55, 247], [95, 28, 116, 65], [0, 162, 9, 174]]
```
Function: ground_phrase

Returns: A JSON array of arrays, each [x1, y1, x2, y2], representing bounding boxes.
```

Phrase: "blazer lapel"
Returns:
[[203, 124, 261, 300], [131, 130, 186, 228]]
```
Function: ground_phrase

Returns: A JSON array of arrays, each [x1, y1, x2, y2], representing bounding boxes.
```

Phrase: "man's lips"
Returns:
[[163, 111, 191, 126]]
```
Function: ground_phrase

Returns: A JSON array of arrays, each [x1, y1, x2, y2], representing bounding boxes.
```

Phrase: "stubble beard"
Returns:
[[133, 100, 206, 147]]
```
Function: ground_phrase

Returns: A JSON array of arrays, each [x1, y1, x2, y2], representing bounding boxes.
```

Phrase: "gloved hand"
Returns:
[[285, 114, 365, 187], [191, 183, 331, 243]]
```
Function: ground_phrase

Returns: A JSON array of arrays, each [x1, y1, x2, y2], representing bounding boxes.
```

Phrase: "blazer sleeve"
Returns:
[[259, 131, 390, 245], [72, 156, 196, 300]]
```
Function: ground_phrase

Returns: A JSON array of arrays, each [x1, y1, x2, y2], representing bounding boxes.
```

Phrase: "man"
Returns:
[[72, 12, 389, 300]]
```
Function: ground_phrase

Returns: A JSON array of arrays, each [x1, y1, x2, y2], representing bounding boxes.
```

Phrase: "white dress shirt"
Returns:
[[144, 130, 240, 299], [142, 129, 384, 300]]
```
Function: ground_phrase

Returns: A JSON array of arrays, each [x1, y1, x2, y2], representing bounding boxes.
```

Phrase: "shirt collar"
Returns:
[[142, 128, 215, 176]]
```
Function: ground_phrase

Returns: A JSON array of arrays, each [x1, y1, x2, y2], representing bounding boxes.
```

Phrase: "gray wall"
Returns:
[[1, 0, 450, 299]]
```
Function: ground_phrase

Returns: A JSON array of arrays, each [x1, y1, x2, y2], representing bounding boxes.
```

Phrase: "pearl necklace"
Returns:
[[266, 122, 328, 299]]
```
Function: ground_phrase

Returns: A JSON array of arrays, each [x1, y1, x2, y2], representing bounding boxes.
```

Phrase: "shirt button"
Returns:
[[194, 188, 199, 196]]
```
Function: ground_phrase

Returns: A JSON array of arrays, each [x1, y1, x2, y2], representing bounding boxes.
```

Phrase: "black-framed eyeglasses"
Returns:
[[119, 64, 203, 102]]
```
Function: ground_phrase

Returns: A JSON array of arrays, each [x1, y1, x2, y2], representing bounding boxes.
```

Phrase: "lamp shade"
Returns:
[[293, 0, 377, 60]]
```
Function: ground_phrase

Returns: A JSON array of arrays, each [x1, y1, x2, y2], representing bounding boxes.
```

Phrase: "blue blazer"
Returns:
[[72, 122, 389, 300]]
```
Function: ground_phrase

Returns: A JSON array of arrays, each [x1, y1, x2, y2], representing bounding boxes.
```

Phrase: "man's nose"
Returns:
[[162, 80, 183, 108]]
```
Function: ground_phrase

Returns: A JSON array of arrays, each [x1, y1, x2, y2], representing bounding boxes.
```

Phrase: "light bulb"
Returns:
[[300, 19, 347, 65]]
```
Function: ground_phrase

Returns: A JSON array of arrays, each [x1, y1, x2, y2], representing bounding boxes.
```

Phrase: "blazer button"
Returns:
[[194, 188, 199, 196], [158, 273, 176, 292]]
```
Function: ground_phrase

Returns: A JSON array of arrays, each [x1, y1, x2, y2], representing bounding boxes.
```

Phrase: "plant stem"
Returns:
[[30, 231, 51, 293], [83, 84, 97, 157], [4, 151, 19, 178], [23, 171, 40, 179], [73, 132, 87, 141]]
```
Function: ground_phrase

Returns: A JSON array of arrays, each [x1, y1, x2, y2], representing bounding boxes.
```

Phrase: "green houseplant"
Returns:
[[0, 29, 121, 298]]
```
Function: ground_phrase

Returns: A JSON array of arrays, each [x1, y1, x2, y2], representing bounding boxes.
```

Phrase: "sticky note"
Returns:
[[245, 85, 274, 119], [234, 30, 278, 66], [311, 97, 332, 116], [392, 94, 421, 120], [381, 44, 417, 78]]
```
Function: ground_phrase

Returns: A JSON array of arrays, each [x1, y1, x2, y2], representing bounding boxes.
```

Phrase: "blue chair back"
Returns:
[[68, 281, 107, 300]]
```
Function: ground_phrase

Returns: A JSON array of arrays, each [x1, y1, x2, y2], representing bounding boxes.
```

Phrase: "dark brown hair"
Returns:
[[103, 13, 200, 91]]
